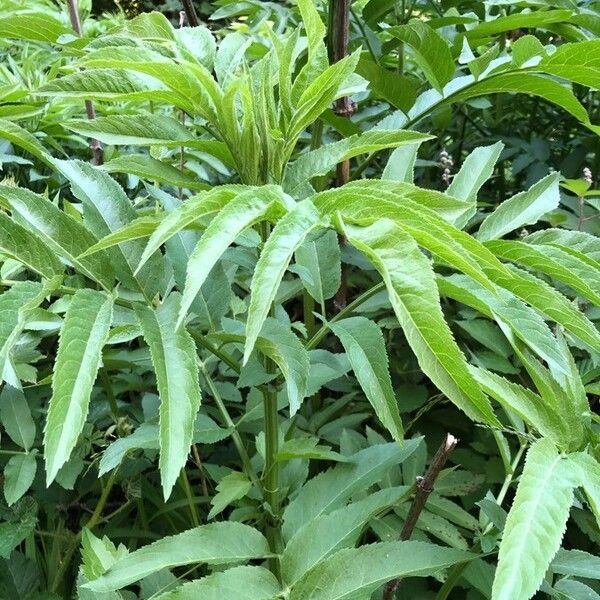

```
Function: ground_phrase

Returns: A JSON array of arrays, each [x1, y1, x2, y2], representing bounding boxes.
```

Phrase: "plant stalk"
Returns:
[[383, 433, 458, 600], [66, 0, 103, 165], [180, 0, 199, 27]]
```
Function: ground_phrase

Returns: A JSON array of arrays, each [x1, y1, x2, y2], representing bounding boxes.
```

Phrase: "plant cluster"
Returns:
[[0, 0, 599, 599]]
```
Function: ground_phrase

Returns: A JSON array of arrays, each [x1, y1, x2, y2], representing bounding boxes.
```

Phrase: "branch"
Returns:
[[383, 433, 458, 600], [181, 0, 200, 27]]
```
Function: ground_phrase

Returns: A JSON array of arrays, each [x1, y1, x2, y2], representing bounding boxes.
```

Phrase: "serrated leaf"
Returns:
[[339, 218, 498, 426], [134, 294, 202, 499], [101, 156, 209, 191], [478, 173, 560, 241], [552, 549, 600, 580], [492, 439, 576, 600], [382, 142, 424, 184], [275, 437, 348, 463], [44, 290, 113, 484], [0, 211, 63, 278], [4, 453, 37, 506], [178, 186, 288, 327], [54, 159, 164, 301], [245, 199, 322, 362], [289, 541, 473, 600], [0, 385, 36, 451], [0, 118, 53, 166], [85, 523, 270, 592], [541, 40, 600, 89], [208, 472, 251, 519], [154, 566, 281, 600], [282, 440, 421, 541], [282, 486, 411, 584], [486, 239, 600, 306], [98, 423, 159, 476], [0, 185, 114, 289], [447, 142, 503, 209], [283, 130, 432, 195], [330, 317, 403, 442], [0, 13, 72, 43], [388, 21, 454, 91]]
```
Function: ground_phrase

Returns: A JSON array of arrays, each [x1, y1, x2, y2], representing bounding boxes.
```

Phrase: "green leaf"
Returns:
[[552, 549, 600, 580], [447, 141, 503, 206], [283, 130, 432, 195], [4, 453, 37, 506], [137, 186, 241, 270], [208, 472, 251, 519], [54, 159, 163, 301], [567, 452, 600, 529], [466, 9, 574, 39], [78, 216, 160, 258], [294, 229, 341, 307], [382, 142, 425, 184], [0, 13, 72, 43], [98, 423, 159, 476], [0, 385, 36, 451], [0, 212, 63, 279], [0, 118, 53, 166], [297, 0, 325, 50], [0, 185, 114, 290], [282, 486, 411, 584], [478, 173, 560, 241], [282, 440, 421, 540], [101, 156, 209, 191], [85, 523, 270, 592], [524, 229, 600, 261], [275, 437, 348, 462], [154, 566, 281, 600], [485, 239, 600, 306], [492, 439, 576, 600], [330, 317, 403, 442], [134, 293, 202, 499], [178, 186, 288, 327], [541, 40, 600, 89], [0, 282, 48, 384], [245, 200, 322, 362], [339, 218, 499, 426], [44, 290, 113, 484], [289, 541, 473, 600], [388, 21, 455, 91]]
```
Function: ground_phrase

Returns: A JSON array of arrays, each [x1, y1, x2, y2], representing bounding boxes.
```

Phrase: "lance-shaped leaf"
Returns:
[[245, 199, 322, 363], [220, 318, 308, 415], [567, 452, 600, 529], [524, 229, 600, 261], [0, 185, 114, 289], [294, 229, 341, 307], [84, 522, 270, 592], [540, 40, 600, 90], [437, 274, 567, 375], [0, 282, 47, 383], [102, 156, 210, 191], [468, 366, 563, 444], [283, 129, 432, 195], [282, 440, 421, 540], [478, 173, 560, 241], [54, 159, 163, 301], [44, 290, 113, 484], [0, 118, 53, 166], [330, 317, 403, 442], [486, 239, 600, 306], [492, 439, 576, 600], [388, 20, 455, 91], [492, 264, 600, 355], [178, 186, 289, 327], [447, 141, 503, 227], [282, 486, 411, 584], [289, 541, 473, 600], [0, 13, 72, 43], [155, 566, 281, 600], [4, 452, 37, 506], [134, 293, 202, 499], [382, 141, 424, 184], [339, 217, 498, 427], [137, 186, 242, 272], [0, 386, 36, 451], [0, 211, 63, 279]]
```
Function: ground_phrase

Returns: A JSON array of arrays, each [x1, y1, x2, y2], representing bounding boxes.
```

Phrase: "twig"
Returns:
[[66, 0, 103, 165], [328, 0, 355, 312], [383, 433, 458, 600], [181, 0, 199, 27]]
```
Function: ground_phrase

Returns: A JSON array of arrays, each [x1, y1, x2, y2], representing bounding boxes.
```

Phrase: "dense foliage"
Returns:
[[0, 0, 599, 598]]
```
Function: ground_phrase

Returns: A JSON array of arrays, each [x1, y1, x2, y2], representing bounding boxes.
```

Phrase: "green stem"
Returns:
[[179, 469, 201, 527], [197, 360, 261, 491], [306, 281, 385, 350]]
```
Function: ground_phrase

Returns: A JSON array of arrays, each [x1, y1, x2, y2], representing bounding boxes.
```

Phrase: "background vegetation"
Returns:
[[0, 0, 599, 599]]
